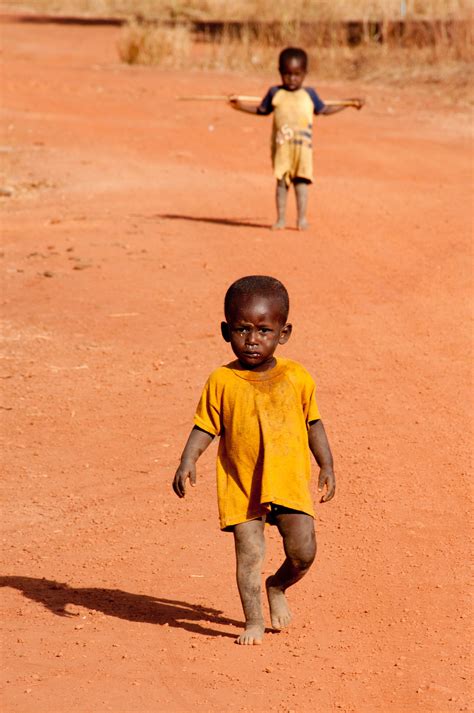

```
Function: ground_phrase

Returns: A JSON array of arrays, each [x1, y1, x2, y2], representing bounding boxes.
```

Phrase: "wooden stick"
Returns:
[[177, 94, 261, 102], [324, 99, 359, 107], [177, 95, 362, 107]]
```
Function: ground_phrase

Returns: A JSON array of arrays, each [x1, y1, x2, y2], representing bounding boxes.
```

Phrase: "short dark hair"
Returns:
[[278, 46, 308, 72], [224, 275, 290, 322]]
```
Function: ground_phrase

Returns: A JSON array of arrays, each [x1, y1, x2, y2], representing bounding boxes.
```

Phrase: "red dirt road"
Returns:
[[1, 21, 472, 713]]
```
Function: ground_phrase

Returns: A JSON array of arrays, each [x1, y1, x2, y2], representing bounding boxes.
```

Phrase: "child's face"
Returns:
[[279, 57, 306, 91], [221, 294, 292, 371]]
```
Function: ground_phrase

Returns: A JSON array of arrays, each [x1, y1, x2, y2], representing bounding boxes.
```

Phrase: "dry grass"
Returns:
[[3, 0, 473, 21], [4, 1, 473, 89], [117, 20, 191, 66], [116, 10, 472, 90]]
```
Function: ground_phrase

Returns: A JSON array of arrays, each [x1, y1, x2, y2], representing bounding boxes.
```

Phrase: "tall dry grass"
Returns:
[[4, 0, 473, 86], [116, 20, 191, 66], [4, 0, 474, 21], [115, 6, 472, 88]]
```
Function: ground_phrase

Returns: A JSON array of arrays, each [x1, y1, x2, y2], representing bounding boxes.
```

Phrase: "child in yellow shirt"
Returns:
[[172, 275, 335, 645], [230, 47, 363, 230]]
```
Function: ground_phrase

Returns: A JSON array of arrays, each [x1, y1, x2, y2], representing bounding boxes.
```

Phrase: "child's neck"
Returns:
[[235, 356, 277, 372]]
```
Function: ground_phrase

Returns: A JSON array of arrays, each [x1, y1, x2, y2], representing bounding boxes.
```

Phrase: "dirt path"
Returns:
[[1, 20, 472, 713]]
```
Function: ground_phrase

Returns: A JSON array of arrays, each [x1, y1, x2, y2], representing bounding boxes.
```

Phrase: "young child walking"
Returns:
[[229, 47, 364, 230], [172, 275, 336, 645]]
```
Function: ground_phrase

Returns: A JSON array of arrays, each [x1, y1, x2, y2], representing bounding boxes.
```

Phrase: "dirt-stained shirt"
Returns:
[[194, 357, 321, 529], [257, 85, 325, 185]]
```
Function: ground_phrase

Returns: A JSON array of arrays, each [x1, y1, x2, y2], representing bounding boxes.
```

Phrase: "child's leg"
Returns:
[[266, 511, 316, 629], [272, 178, 288, 230], [233, 518, 266, 645], [294, 178, 310, 230]]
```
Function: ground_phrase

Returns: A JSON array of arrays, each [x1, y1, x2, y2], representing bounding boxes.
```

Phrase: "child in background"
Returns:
[[229, 47, 364, 230], [172, 275, 335, 645]]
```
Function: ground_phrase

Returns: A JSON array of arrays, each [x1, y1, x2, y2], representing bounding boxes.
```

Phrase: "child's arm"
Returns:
[[172, 427, 214, 498], [321, 98, 364, 115], [228, 96, 260, 115], [308, 420, 336, 503]]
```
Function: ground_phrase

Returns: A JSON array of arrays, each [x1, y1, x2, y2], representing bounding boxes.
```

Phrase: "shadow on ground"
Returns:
[[155, 213, 269, 229], [0, 575, 240, 639]]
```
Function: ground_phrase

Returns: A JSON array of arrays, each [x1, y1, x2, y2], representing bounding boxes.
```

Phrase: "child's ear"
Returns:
[[221, 321, 231, 342], [279, 323, 292, 344]]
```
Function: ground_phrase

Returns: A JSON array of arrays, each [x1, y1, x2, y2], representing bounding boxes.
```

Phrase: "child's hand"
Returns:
[[350, 97, 365, 110], [172, 427, 213, 498], [172, 460, 196, 498], [318, 467, 336, 503], [228, 95, 241, 110]]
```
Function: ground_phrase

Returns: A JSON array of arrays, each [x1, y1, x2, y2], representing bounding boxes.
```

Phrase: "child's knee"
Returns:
[[287, 534, 316, 571], [292, 547, 316, 571]]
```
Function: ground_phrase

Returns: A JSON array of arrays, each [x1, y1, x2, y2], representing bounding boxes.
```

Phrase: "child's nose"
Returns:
[[245, 329, 258, 344]]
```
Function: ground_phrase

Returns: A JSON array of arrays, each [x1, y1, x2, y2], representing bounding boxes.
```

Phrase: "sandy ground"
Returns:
[[1, 19, 472, 713]]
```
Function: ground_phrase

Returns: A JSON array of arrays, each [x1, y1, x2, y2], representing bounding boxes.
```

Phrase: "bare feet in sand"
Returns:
[[266, 576, 292, 630], [235, 622, 265, 645], [297, 218, 309, 231], [271, 220, 286, 230]]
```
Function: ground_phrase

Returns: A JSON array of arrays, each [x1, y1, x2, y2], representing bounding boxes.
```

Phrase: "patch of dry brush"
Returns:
[[4, 0, 473, 22], [115, 5, 472, 88], [4, 0, 473, 87]]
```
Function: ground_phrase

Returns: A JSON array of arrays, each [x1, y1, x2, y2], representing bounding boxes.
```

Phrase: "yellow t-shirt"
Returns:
[[194, 357, 321, 529]]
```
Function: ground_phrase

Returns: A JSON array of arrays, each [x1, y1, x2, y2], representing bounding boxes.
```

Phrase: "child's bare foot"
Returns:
[[266, 576, 292, 630], [235, 622, 265, 645], [297, 218, 309, 231], [271, 220, 286, 230]]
